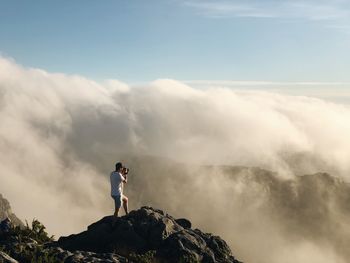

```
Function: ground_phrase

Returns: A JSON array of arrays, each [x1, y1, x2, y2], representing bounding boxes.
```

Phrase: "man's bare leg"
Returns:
[[122, 195, 129, 215]]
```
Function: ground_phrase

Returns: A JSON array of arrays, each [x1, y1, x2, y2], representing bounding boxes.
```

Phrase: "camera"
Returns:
[[122, 167, 129, 175]]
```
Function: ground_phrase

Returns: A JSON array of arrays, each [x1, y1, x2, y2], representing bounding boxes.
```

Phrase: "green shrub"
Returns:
[[10, 219, 54, 244], [0, 219, 62, 263]]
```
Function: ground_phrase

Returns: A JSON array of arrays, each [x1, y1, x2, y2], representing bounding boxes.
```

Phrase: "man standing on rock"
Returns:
[[110, 162, 129, 217]]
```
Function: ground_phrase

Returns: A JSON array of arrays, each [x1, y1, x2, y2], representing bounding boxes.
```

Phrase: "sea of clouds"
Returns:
[[1, 56, 350, 263]]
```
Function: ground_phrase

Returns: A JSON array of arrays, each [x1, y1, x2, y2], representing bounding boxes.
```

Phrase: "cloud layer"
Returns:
[[1, 56, 350, 262]]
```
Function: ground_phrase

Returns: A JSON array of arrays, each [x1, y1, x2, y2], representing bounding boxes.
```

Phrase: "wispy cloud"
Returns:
[[184, 1, 277, 18], [184, 80, 350, 86], [183, 0, 350, 30], [184, 80, 350, 104]]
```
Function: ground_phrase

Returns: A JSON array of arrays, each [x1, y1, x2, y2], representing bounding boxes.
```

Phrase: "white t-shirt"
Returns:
[[110, 171, 125, 196]]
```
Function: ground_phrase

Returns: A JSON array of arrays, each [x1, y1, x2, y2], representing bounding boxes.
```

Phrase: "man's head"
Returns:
[[115, 162, 123, 172]]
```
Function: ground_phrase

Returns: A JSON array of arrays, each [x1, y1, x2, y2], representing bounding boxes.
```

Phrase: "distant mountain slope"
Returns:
[[0, 194, 23, 227], [113, 157, 350, 262]]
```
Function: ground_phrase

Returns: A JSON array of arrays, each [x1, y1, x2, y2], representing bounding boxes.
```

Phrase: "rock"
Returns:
[[47, 246, 74, 261], [159, 229, 214, 262], [194, 229, 235, 262], [0, 251, 19, 263], [175, 218, 191, 229], [57, 206, 242, 263], [0, 218, 13, 241], [0, 218, 12, 233]]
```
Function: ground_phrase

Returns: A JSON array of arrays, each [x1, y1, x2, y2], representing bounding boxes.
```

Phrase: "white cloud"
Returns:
[[1, 56, 350, 262]]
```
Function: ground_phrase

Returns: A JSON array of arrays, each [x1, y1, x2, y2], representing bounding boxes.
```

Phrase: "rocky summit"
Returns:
[[56, 206, 241, 263], [0, 204, 241, 262]]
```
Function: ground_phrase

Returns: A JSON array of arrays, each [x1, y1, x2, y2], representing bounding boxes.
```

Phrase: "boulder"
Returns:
[[57, 206, 241, 263]]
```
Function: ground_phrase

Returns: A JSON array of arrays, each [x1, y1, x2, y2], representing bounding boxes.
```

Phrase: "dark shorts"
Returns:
[[112, 195, 122, 209]]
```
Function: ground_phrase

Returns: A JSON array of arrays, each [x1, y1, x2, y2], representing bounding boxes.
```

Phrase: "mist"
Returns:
[[1, 56, 350, 263]]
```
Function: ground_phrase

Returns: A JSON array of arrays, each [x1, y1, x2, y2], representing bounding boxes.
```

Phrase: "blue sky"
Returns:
[[0, 0, 350, 82]]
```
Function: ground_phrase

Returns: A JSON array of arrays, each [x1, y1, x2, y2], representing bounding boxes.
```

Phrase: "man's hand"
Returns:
[[122, 174, 128, 184]]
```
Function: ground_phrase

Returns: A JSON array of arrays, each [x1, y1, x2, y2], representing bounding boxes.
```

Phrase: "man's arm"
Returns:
[[121, 174, 127, 184]]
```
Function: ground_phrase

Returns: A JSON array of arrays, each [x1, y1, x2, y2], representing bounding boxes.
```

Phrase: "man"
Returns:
[[110, 162, 129, 217]]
